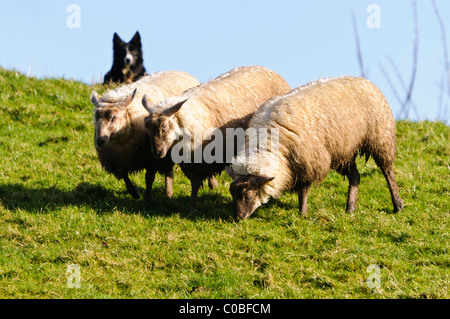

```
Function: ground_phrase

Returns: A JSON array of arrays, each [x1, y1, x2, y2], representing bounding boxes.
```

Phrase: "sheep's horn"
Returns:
[[225, 166, 238, 180], [90, 88, 137, 109], [253, 175, 275, 187], [163, 99, 187, 117], [114, 88, 137, 109], [90, 91, 107, 108], [142, 94, 154, 113]]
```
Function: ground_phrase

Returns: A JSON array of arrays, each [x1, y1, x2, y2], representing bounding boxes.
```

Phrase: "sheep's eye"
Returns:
[[111, 115, 117, 122]]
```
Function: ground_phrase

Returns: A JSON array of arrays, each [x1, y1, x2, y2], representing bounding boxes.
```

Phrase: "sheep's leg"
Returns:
[[188, 177, 202, 211], [381, 166, 404, 213], [143, 170, 156, 202], [298, 182, 311, 216], [164, 170, 174, 199], [345, 162, 360, 212], [123, 175, 140, 200], [208, 175, 219, 189]]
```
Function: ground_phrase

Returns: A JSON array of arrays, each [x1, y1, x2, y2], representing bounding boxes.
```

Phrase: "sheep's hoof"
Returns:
[[345, 206, 357, 213], [393, 199, 404, 213], [165, 190, 173, 199]]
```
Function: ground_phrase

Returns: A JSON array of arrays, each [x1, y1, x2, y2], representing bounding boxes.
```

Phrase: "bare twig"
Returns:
[[351, 10, 366, 78], [399, 0, 419, 120], [387, 57, 408, 93], [431, 0, 450, 97], [386, 56, 421, 120], [381, 1, 419, 121], [379, 62, 403, 106], [437, 74, 445, 121], [443, 103, 449, 123]]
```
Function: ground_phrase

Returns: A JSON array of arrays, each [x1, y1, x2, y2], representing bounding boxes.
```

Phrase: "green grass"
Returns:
[[0, 68, 448, 299]]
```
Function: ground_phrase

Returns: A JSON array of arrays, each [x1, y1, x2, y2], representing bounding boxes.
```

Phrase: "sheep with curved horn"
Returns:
[[141, 66, 291, 211], [90, 71, 201, 201]]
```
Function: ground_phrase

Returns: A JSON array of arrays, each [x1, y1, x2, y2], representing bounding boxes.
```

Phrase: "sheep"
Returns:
[[141, 66, 291, 210], [90, 71, 201, 201], [226, 76, 404, 220]]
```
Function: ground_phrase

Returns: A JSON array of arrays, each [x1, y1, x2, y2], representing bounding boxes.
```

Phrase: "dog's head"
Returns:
[[113, 31, 143, 68]]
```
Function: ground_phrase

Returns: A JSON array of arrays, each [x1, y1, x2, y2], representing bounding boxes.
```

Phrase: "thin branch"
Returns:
[[387, 56, 408, 92], [386, 56, 421, 120], [443, 103, 449, 124], [351, 10, 366, 78], [379, 62, 403, 106], [400, 0, 419, 120], [431, 0, 450, 97], [437, 73, 445, 121]]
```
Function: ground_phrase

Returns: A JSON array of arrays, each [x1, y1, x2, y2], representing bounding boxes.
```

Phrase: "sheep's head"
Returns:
[[90, 89, 137, 149], [142, 95, 185, 159], [226, 166, 274, 220]]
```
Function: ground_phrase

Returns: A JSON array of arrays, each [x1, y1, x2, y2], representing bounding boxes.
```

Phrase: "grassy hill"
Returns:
[[0, 68, 448, 298]]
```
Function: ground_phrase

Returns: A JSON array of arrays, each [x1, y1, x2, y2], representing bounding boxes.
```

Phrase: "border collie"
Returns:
[[104, 31, 146, 84]]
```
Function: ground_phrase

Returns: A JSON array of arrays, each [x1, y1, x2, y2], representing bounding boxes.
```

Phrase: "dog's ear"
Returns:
[[130, 31, 141, 46], [113, 33, 124, 46]]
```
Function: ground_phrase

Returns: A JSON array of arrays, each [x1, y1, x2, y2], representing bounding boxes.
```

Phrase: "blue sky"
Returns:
[[0, 0, 449, 122]]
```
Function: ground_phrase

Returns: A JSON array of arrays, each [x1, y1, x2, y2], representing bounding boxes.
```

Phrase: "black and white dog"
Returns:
[[104, 31, 146, 84]]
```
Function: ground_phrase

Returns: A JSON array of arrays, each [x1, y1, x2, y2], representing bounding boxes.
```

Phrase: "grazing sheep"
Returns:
[[90, 71, 200, 201], [227, 76, 404, 220], [141, 66, 291, 210]]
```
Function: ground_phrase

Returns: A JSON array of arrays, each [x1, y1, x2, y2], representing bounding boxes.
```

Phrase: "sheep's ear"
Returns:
[[249, 175, 275, 188], [163, 100, 186, 117], [225, 166, 238, 181], [90, 91, 105, 108], [142, 94, 155, 113]]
